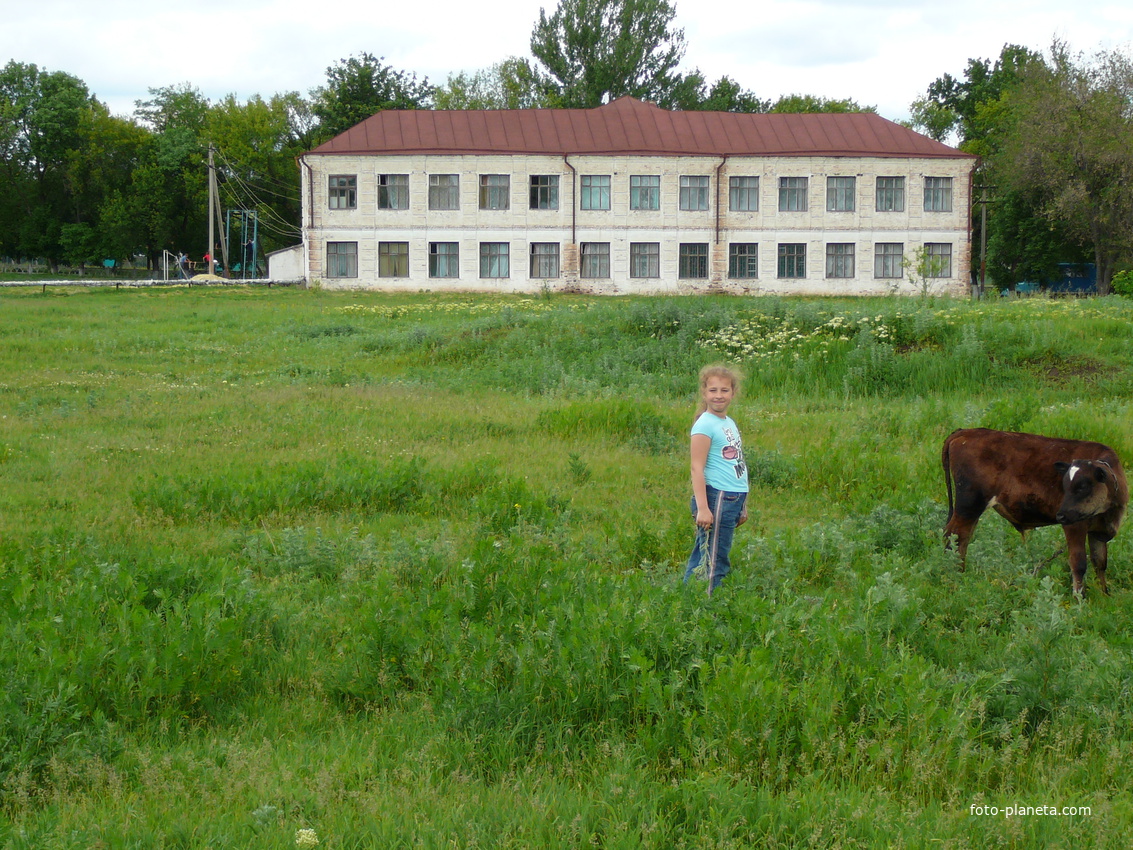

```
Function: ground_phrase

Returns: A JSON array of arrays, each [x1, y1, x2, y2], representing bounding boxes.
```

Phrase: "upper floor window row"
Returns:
[[327, 173, 956, 213]]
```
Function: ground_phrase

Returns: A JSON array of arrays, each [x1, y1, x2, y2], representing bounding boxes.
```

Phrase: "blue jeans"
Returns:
[[683, 486, 747, 592]]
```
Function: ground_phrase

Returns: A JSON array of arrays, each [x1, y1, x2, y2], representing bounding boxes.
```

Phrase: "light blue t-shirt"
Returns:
[[692, 412, 749, 493]]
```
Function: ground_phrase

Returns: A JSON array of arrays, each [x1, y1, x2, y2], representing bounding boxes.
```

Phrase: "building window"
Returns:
[[479, 174, 510, 210], [379, 242, 409, 277], [580, 242, 610, 278], [778, 177, 808, 212], [924, 177, 953, 212], [479, 242, 509, 278], [630, 242, 660, 278], [729, 244, 758, 279], [925, 243, 952, 277], [429, 174, 459, 210], [875, 243, 904, 279], [827, 177, 856, 212], [876, 177, 905, 212], [580, 175, 611, 210], [429, 242, 459, 278], [826, 243, 855, 278], [326, 241, 357, 277], [377, 174, 408, 210], [729, 176, 759, 212], [679, 175, 710, 211], [530, 175, 559, 210], [328, 175, 356, 210], [530, 242, 559, 278], [777, 243, 806, 278], [679, 243, 709, 279], [630, 175, 660, 210]]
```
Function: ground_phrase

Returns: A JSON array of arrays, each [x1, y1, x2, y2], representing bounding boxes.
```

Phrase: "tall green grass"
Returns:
[[1, 287, 1132, 847]]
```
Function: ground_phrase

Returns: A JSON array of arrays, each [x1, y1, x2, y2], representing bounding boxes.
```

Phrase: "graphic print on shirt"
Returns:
[[720, 425, 747, 480]]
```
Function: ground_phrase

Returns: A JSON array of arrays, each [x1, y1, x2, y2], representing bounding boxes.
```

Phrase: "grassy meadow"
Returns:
[[2, 285, 1133, 847]]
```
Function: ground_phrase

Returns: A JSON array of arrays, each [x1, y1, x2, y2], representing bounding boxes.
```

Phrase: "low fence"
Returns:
[[0, 278, 304, 291]]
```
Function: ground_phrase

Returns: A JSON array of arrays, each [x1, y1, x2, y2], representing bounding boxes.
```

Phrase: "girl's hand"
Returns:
[[696, 507, 714, 529]]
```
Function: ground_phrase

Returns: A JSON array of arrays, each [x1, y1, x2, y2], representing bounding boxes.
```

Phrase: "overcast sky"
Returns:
[[4, 0, 1130, 125]]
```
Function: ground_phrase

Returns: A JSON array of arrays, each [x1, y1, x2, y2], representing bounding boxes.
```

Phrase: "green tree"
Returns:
[[997, 41, 1133, 292], [910, 45, 1039, 145], [208, 93, 306, 258], [68, 102, 150, 267], [671, 74, 769, 113], [0, 61, 106, 268], [311, 53, 433, 141], [769, 94, 876, 114], [130, 84, 212, 267], [983, 186, 1087, 289], [912, 45, 1077, 291], [530, 0, 687, 108], [434, 58, 559, 110]]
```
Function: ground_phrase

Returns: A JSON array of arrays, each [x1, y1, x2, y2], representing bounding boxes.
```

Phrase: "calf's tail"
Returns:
[[942, 434, 955, 524]]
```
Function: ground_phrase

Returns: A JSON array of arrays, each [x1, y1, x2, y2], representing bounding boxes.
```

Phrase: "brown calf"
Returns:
[[942, 428, 1128, 595]]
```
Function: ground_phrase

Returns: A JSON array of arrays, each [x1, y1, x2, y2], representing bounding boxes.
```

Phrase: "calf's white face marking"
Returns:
[[1068, 465, 1081, 481]]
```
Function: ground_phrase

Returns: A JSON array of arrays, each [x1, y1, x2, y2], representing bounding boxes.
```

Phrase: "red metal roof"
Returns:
[[307, 97, 971, 160]]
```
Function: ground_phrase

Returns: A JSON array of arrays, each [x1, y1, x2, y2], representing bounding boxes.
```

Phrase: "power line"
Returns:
[[214, 154, 302, 240], [214, 149, 301, 202]]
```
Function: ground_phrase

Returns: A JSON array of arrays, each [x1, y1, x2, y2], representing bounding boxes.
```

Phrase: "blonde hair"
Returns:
[[695, 363, 743, 418]]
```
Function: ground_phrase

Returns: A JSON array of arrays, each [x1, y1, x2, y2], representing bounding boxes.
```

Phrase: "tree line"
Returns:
[[1, 0, 1130, 289]]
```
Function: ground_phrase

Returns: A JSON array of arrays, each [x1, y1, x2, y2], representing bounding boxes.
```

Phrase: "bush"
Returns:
[[1111, 269, 1133, 297]]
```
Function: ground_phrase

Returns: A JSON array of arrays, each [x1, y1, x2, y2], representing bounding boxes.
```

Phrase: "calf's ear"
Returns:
[[1095, 466, 1109, 482], [1054, 461, 1070, 477]]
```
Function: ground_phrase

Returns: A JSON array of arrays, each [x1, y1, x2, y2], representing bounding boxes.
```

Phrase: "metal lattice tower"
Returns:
[[225, 210, 260, 277]]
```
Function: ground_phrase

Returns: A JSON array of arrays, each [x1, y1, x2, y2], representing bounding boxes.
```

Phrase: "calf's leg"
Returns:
[[1062, 524, 1090, 596], [1088, 533, 1110, 596], [944, 513, 980, 570]]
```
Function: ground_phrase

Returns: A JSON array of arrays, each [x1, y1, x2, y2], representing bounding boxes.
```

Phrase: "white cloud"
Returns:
[[0, 0, 1129, 123]]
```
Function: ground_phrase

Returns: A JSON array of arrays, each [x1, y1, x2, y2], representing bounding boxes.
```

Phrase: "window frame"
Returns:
[[580, 175, 611, 211], [875, 177, 905, 212], [629, 242, 660, 278], [428, 174, 460, 210], [729, 176, 759, 212], [580, 242, 610, 278], [826, 176, 856, 212], [378, 241, 409, 278], [328, 175, 357, 210], [529, 175, 560, 210], [825, 243, 855, 278], [529, 242, 560, 278], [924, 177, 953, 212], [479, 242, 510, 278], [429, 242, 459, 279], [630, 175, 660, 210], [778, 176, 808, 212], [377, 174, 408, 210], [326, 241, 357, 278], [924, 242, 953, 277], [728, 243, 759, 279], [874, 243, 904, 279], [478, 174, 510, 211], [679, 175, 710, 211], [777, 243, 806, 278], [678, 243, 709, 279]]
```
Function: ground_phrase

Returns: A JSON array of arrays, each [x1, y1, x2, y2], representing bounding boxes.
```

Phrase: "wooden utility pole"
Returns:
[[208, 145, 217, 276], [980, 184, 987, 295]]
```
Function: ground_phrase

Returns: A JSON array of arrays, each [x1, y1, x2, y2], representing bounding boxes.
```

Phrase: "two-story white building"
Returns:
[[298, 97, 977, 295]]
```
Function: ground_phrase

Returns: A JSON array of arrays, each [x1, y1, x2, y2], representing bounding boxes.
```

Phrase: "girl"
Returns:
[[683, 364, 749, 593]]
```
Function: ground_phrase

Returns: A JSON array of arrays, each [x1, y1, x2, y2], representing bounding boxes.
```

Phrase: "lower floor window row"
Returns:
[[323, 241, 953, 280]]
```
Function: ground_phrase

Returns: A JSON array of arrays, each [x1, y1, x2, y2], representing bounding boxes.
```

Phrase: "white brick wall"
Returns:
[[300, 153, 975, 296]]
